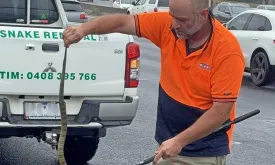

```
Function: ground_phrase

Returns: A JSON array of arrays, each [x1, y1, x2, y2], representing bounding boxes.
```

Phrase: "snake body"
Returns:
[[58, 47, 68, 165]]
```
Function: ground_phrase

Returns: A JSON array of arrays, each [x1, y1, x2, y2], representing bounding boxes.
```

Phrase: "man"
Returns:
[[62, 0, 245, 164]]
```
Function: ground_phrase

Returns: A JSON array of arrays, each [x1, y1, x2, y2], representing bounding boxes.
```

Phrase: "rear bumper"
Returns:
[[0, 122, 103, 128], [0, 96, 139, 128]]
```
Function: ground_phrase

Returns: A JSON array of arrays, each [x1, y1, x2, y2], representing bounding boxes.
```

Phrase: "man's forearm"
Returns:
[[79, 14, 135, 36], [175, 103, 233, 147]]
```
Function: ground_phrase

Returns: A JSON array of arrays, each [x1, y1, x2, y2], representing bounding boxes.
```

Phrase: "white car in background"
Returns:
[[257, 4, 275, 11], [113, 0, 134, 9], [127, 0, 169, 14], [225, 9, 275, 86]]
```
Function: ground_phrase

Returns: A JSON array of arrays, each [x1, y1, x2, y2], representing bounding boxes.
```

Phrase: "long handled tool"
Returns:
[[136, 109, 261, 165]]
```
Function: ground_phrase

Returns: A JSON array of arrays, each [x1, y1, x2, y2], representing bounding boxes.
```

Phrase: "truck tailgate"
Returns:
[[0, 26, 131, 96]]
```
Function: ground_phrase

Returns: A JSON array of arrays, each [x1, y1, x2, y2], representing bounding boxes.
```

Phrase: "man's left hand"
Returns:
[[153, 137, 184, 164]]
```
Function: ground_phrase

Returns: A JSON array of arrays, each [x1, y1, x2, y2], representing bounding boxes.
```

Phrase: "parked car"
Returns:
[[113, 0, 134, 9], [213, 2, 251, 23], [127, 0, 147, 14], [127, 0, 169, 14], [61, 0, 88, 23], [224, 9, 275, 86], [257, 5, 275, 11]]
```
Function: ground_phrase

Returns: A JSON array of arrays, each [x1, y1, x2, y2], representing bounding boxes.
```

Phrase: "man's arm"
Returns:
[[80, 14, 137, 36], [63, 13, 170, 48], [175, 102, 233, 147], [63, 14, 136, 47], [175, 54, 245, 147]]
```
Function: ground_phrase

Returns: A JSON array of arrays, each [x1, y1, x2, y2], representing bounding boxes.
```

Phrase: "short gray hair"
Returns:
[[193, 0, 209, 10]]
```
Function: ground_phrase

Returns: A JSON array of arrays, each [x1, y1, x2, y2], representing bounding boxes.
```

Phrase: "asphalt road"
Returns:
[[0, 37, 274, 165]]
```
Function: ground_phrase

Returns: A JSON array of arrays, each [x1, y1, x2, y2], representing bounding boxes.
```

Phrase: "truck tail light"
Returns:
[[80, 14, 87, 19], [125, 42, 140, 88], [154, 8, 158, 12]]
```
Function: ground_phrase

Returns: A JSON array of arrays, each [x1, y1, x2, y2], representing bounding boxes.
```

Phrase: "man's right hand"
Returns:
[[63, 26, 86, 48]]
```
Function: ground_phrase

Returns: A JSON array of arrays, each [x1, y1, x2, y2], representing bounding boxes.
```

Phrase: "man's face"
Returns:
[[169, 0, 208, 39]]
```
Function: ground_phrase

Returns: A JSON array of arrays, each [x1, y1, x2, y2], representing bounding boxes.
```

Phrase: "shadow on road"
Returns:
[[0, 137, 96, 165]]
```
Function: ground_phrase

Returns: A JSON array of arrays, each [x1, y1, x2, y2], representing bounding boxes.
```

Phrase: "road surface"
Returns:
[[0, 37, 274, 165]]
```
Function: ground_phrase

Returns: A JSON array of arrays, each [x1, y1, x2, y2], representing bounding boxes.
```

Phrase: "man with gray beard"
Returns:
[[62, 0, 245, 164]]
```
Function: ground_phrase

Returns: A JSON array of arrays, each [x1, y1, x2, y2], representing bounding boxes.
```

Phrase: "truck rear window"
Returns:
[[62, 2, 84, 12], [30, 0, 59, 24], [0, 0, 27, 24]]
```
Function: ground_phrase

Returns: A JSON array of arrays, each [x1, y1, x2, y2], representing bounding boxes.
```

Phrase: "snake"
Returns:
[[57, 47, 68, 165]]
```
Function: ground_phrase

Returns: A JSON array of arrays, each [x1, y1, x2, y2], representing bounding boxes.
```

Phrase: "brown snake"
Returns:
[[58, 47, 68, 165]]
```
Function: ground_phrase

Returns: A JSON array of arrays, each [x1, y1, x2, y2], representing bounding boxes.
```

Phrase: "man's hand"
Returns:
[[153, 137, 184, 164], [63, 26, 86, 48]]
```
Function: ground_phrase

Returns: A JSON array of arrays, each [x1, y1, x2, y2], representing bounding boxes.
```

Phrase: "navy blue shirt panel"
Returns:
[[154, 84, 230, 157]]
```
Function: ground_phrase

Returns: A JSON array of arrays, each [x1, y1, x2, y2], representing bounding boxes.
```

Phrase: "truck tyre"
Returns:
[[63, 136, 100, 165]]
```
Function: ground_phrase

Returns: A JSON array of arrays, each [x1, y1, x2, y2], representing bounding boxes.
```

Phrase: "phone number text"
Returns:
[[0, 71, 97, 80]]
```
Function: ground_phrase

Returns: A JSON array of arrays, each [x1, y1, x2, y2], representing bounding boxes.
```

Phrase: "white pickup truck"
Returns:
[[0, 0, 140, 164]]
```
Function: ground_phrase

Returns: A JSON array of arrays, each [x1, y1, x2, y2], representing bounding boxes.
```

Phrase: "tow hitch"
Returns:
[[43, 131, 58, 150]]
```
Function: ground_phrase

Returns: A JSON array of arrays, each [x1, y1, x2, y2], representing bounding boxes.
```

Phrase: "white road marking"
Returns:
[[232, 141, 242, 145], [263, 120, 275, 126]]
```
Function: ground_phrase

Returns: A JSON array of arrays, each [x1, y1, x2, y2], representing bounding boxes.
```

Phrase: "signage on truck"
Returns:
[[0, 29, 97, 41], [0, 71, 97, 81]]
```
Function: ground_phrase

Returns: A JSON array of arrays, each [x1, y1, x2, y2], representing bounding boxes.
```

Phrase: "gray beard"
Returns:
[[176, 22, 202, 40]]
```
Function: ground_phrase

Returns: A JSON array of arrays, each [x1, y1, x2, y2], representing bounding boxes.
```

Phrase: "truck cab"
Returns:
[[0, 0, 140, 164]]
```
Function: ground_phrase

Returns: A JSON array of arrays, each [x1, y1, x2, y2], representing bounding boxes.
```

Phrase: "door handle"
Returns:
[[42, 43, 59, 52], [252, 38, 258, 41], [25, 44, 35, 51]]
